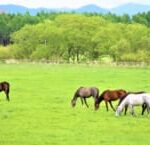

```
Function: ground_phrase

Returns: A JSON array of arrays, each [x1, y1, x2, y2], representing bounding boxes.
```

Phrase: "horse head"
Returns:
[[94, 94, 104, 110], [94, 98, 99, 110], [71, 99, 76, 107], [115, 106, 122, 116]]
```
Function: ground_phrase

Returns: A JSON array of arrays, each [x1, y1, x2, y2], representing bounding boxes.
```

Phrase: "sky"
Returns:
[[0, 0, 150, 9]]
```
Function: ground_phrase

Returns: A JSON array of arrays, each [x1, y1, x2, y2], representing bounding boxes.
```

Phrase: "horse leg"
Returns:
[[83, 98, 89, 108], [124, 105, 128, 115], [105, 101, 109, 111], [5, 89, 10, 101], [129, 105, 135, 116], [142, 103, 147, 115], [118, 99, 123, 106], [109, 101, 116, 112], [147, 106, 150, 117], [80, 97, 84, 106]]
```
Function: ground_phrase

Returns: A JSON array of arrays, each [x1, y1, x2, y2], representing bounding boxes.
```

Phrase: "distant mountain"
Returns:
[[0, 4, 58, 15], [111, 3, 150, 15], [75, 4, 108, 14], [0, 4, 108, 15], [0, 4, 29, 14], [0, 3, 150, 15]]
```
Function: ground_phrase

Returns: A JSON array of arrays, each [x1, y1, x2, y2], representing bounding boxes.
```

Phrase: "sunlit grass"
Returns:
[[0, 63, 150, 145]]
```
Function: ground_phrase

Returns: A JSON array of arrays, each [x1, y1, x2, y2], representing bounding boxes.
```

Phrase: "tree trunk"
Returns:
[[76, 50, 79, 62]]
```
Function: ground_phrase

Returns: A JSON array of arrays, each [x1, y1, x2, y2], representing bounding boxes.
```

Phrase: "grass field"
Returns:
[[0, 63, 150, 145]]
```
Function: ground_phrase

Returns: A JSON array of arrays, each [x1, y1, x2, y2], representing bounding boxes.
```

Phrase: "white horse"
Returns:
[[116, 93, 150, 116]]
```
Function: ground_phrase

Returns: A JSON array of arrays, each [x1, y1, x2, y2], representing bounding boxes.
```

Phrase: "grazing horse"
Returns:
[[116, 93, 150, 116], [95, 89, 127, 111], [0, 81, 10, 101], [121, 91, 146, 115], [71, 87, 99, 108]]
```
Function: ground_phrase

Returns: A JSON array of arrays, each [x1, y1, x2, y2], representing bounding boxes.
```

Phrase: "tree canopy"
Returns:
[[0, 11, 150, 62]]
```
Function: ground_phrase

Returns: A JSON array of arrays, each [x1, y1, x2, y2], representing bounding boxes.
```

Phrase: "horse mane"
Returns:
[[127, 91, 146, 95], [118, 94, 128, 106], [97, 90, 108, 103], [118, 91, 146, 106], [99, 90, 109, 98], [73, 87, 84, 98]]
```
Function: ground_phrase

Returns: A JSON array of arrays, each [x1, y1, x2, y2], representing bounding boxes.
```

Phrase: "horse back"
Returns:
[[79, 87, 92, 97], [117, 89, 127, 97], [127, 94, 146, 105], [78, 87, 99, 97], [91, 87, 99, 97], [102, 89, 127, 101]]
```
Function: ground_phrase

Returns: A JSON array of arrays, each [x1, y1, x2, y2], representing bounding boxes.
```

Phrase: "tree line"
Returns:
[[0, 11, 150, 62], [1, 11, 150, 46]]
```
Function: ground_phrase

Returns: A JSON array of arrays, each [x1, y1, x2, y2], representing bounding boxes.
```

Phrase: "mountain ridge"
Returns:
[[0, 3, 150, 15]]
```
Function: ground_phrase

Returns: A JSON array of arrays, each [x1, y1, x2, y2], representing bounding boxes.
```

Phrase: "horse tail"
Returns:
[[92, 87, 99, 99], [97, 92, 104, 104]]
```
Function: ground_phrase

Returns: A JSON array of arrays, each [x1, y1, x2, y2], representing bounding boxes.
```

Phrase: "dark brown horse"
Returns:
[[0, 81, 10, 101], [95, 89, 127, 111], [71, 87, 99, 108]]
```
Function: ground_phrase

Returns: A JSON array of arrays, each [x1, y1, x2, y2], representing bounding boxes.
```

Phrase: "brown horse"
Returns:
[[0, 81, 10, 101], [71, 87, 99, 108], [95, 89, 146, 113], [95, 89, 127, 111]]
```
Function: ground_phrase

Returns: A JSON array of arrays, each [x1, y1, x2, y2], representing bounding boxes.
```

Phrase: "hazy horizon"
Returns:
[[0, 0, 150, 9]]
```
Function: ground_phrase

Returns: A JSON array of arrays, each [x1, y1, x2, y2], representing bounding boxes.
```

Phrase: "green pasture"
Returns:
[[0, 63, 150, 145]]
